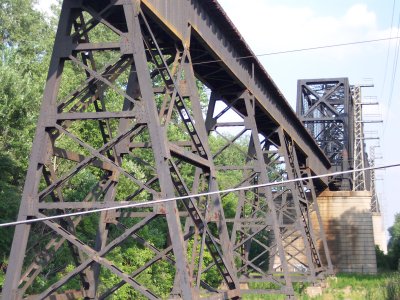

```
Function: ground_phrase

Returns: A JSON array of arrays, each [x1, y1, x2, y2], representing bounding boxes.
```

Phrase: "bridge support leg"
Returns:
[[3, 1, 240, 299]]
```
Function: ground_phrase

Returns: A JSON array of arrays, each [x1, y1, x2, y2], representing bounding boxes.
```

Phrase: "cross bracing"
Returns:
[[3, 1, 332, 299], [297, 78, 353, 191]]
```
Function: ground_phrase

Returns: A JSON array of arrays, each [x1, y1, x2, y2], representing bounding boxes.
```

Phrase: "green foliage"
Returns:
[[386, 273, 400, 300], [372, 213, 400, 272], [388, 213, 400, 271], [103, 245, 175, 299], [376, 245, 392, 271], [0, 1, 56, 285], [245, 273, 400, 299], [0, 154, 22, 256]]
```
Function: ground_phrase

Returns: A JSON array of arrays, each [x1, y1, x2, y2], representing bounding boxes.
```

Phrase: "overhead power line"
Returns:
[[384, 6, 400, 136], [100, 36, 400, 78], [192, 36, 400, 66], [380, 0, 397, 98], [1, 162, 399, 228]]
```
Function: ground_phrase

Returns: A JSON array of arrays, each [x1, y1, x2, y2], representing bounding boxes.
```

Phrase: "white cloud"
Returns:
[[34, 0, 56, 15], [219, 1, 381, 57], [343, 4, 377, 29], [218, 1, 393, 104]]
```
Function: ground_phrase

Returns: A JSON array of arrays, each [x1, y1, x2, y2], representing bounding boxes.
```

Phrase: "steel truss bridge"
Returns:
[[3, 0, 335, 299], [297, 79, 380, 209]]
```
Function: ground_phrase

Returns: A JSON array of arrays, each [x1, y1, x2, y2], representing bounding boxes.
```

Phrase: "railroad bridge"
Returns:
[[2, 0, 380, 299]]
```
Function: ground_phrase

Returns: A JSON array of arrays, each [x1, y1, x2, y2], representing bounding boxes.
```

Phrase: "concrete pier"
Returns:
[[316, 190, 377, 274]]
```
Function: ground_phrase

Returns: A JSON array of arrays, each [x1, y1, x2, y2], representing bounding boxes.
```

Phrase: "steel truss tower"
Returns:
[[206, 92, 332, 297], [297, 79, 353, 190], [3, 1, 332, 299], [352, 85, 367, 191], [369, 146, 380, 213]]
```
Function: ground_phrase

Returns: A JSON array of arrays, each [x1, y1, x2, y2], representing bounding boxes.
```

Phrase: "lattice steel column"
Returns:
[[301, 168, 333, 275], [203, 89, 332, 297], [352, 85, 367, 191], [369, 146, 380, 213], [277, 129, 329, 280], [205, 90, 296, 297]]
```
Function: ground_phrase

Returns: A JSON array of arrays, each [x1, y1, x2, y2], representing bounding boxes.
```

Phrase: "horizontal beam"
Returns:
[[56, 111, 137, 120], [169, 142, 211, 169], [36, 201, 156, 210], [72, 42, 121, 51]]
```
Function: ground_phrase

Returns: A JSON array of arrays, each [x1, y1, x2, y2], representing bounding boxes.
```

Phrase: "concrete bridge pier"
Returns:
[[315, 190, 377, 274]]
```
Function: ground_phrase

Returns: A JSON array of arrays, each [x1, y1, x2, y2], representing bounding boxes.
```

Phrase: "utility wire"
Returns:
[[384, 8, 400, 136], [0, 162, 399, 228], [380, 0, 397, 98], [104, 36, 400, 77], [191, 36, 400, 66], [100, 36, 400, 77], [3, 36, 399, 229]]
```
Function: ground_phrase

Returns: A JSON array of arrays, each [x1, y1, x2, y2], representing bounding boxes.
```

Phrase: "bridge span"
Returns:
[[3, 0, 379, 299]]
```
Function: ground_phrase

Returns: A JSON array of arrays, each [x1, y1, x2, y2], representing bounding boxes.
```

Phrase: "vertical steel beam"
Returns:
[[369, 146, 380, 213], [278, 129, 316, 279], [124, 3, 195, 298], [3, 1, 73, 298], [241, 93, 294, 294], [4, 0, 244, 298], [277, 128, 333, 279], [204, 90, 296, 297], [352, 85, 367, 191], [302, 168, 333, 274]]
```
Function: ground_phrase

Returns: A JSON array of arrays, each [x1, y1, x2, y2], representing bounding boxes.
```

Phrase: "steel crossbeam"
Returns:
[[3, 1, 332, 299]]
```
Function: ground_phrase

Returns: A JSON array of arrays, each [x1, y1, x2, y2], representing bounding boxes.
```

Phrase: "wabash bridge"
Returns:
[[2, 0, 380, 299]]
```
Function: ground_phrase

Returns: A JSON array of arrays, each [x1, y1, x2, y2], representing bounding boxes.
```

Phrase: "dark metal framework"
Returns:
[[297, 78, 353, 190], [205, 92, 332, 297], [369, 147, 380, 213], [3, 0, 332, 299], [352, 85, 367, 191]]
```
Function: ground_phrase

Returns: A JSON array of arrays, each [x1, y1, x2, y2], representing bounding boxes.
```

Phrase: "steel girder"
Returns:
[[3, 0, 332, 299], [297, 78, 353, 190]]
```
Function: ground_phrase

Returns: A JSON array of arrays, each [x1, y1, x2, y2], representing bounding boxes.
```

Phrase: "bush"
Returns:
[[376, 245, 392, 271], [386, 273, 400, 300]]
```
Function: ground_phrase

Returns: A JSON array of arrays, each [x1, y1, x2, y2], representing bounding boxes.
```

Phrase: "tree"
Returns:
[[0, 0, 55, 256], [388, 213, 400, 270]]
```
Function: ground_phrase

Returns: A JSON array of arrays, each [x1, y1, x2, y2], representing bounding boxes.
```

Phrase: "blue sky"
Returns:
[[217, 0, 400, 238], [37, 0, 400, 237]]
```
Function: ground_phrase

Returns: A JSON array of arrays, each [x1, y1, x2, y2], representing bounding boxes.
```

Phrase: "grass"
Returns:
[[243, 272, 400, 299]]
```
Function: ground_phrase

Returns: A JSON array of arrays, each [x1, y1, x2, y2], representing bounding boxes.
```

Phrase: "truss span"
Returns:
[[3, 1, 332, 299]]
